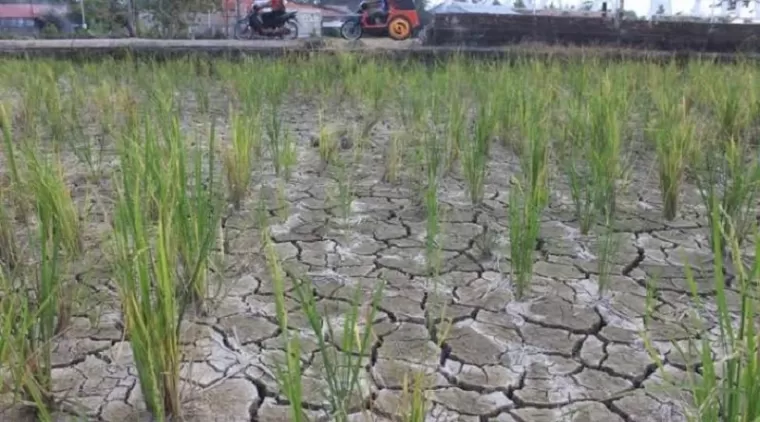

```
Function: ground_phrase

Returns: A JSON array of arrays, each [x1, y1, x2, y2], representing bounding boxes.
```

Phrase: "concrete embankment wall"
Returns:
[[423, 13, 760, 53], [0, 39, 758, 64]]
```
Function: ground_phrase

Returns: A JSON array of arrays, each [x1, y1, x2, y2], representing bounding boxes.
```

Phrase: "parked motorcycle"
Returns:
[[235, 4, 299, 40]]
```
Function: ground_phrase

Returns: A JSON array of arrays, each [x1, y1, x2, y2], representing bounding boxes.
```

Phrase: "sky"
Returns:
[[427, 0, 756, 20]]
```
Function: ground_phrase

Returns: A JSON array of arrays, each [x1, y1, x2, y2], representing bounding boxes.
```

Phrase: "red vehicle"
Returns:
[[339, 0, 421, 41], [0, 0, 76, 36]]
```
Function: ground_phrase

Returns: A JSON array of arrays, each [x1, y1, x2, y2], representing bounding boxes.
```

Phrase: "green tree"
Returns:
[[514, 0, 526, 8]]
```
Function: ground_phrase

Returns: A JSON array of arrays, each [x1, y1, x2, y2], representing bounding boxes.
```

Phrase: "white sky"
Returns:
[[428, 0, 757, 20]]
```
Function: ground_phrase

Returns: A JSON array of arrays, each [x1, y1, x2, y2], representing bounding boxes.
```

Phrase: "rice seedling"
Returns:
[[694, 136, 760, 250], [509, 81, 551, 299], [266, 113, 297, 182], [643, 191, 760, 422], [291, 257, 384, 420], [353, 60, 389, 147], [275, 179, 290, 223], [442, 90, 467, 175], [262, 226, 305, 422], [383, 131, 403, 184], [261, 62, 296, 181], [648, 82, 697, 221], [224, 110, 261, 210], [710, 70, 751, 142], [316, 111, 339, 167], [0, 188, 18, 271], [332, 157, 355, 227], [0, 270, 55, 422], [508, 178, 542, 299], [559, 66, 628, 261], [0, 144, 78, 418], [23, 150, 82, 258], [111, 113, 221, 420], [461, 98, 496, 206], [399, 371, 429, 422], [0, 103, 32, 223], [423, 131, 443, 276], [193, 75, 211, 115]]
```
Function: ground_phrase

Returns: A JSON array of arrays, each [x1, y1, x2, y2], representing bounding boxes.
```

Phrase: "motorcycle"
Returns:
[[235, 4, 299, 40]]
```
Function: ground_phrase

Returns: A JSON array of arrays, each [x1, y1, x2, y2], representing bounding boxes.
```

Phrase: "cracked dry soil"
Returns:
[[0, 93, 740, 422]]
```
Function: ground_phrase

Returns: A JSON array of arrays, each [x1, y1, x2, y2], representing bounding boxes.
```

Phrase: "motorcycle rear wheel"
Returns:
[[340, 20, 362, 41], [282, 20, 299, 40]]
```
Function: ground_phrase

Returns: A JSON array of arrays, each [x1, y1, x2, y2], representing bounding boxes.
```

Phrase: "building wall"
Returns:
[[296, 11, 321, 37], [425, 13, 760, 52]]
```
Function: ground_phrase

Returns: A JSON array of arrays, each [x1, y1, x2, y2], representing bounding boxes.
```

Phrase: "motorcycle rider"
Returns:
[[251, 0, 287, 33]]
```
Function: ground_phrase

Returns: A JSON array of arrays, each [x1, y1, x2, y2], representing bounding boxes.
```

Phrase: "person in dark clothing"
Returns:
[[257, 0, 287, 30]]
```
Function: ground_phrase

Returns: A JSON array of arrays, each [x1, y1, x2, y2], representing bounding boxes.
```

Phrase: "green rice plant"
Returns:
[[508, 178, 543, 299], [262, 227, 305, 422], [112, 135, 183, 421], [0, 187, 18, 271], [111, 114, 221, 421], [316, 112, 335, 167], [0, 270, 55, 422], [333, 158, 355, 227], [384, 131, 403, 184], [560, 101, 596, 235], [175, 123, 223, 311], [399, 371, 428, 422], [461, 98, 497, 205], [424, 176, 441, 276], [644, 194, 760, 422], [93, 81, 120, 139], [595, 220, 621, 297], [24, 185, 66, 411], [40, 69, 71, 149], [1, 153, 74, 418], [560, 68, 627, 235], [509, 82, 551, 299], [275, 179, 290, 223], [265, 110, 296, 181], [587, 72, 626, 222], [224, 110, 261, 210], [394, 69, 427, 140], [514, 84, 552, 212], [694, 135, 760, 250], [710, 71, 751, 142], [442, 87, 467, 175], [491, 65, 519, 148], [422, 129, 444, 275], [648, 82, 697, 221], [193, 74, 211, 115], [260, 62, 296, 180], [294, 274, 383, 421], [23, 150, 82, 258], [16, 73, 46, 140], [0, 103, 32, 223], [353, 60, 389, 147]]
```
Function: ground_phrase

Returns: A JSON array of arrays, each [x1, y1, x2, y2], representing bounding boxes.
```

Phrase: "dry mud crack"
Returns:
[[0, 92, 736, 422]]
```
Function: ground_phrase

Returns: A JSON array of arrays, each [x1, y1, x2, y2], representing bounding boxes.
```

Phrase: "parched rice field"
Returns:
[[0, 55, 759, 422]]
